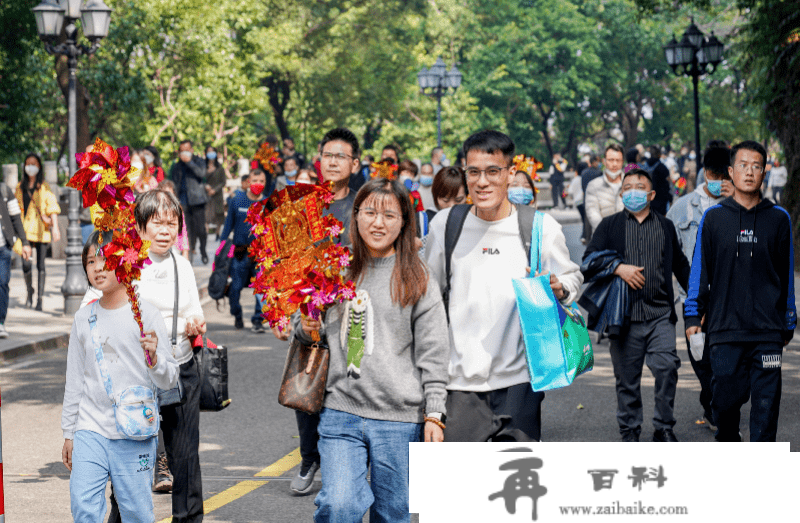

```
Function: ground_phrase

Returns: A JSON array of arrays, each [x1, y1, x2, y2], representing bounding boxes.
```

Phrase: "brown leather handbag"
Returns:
[[278, 338, 330, 415]]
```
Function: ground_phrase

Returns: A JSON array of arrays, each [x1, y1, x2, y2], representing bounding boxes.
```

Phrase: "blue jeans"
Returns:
[[314, 408, 422, 523], [228, 255, 261, 325], [0, 245, 11, 325], [70, 430, 157, 523]]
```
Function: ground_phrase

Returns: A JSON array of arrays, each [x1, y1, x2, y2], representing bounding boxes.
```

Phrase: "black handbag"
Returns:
[[157, 251, 187, 407], [195, 335, 231, 412]]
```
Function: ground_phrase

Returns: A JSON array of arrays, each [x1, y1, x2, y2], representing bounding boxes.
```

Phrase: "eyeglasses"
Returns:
[[321, 152, 355, 162], [735, 163, 764, 174], [465, 166, 511, 182], [356, 207, 402, 225]]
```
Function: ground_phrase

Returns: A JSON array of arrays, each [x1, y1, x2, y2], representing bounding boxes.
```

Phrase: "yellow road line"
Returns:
[[156, 447, 302, 523]]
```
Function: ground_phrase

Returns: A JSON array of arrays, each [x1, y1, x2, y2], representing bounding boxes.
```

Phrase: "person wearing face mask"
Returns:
[[142, 146, 166, 184], [417, 162, 436, 210], [585, 144, 625, 232], [169, 140, 208, 264], [132, 150, 159, 194], [508, 170, 537, 208], [16, 153, 61, 310], [667, 144, 734, 431], [204, 146, 227, 240], [582, 168, 690, 442], [275, 156, 301, 191], [219, 168, 269, 331]]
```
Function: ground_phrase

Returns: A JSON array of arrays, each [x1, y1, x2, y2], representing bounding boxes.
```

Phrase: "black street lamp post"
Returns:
[[417, 57, 462, 148], [664, 19, 724, 176], [32, 0, 112, 315]]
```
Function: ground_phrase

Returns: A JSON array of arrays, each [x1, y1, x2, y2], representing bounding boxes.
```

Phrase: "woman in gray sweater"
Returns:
[[295, 178, 449, 523]]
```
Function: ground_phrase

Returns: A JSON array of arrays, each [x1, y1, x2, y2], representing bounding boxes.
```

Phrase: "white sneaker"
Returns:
[[0, 324, 8, 338]]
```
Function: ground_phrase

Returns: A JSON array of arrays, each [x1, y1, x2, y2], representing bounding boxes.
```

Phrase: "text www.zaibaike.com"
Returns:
[[559, 500, 688, 516]]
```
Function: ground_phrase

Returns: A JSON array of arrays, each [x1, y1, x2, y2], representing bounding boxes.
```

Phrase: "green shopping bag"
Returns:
[[511, 212, 593, 391]]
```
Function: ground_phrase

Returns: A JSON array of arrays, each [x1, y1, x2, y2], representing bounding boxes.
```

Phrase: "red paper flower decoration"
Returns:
[[70, 138, 152, 362], [253, 142, 281, 174], [246, 180, 355, 331], [370, 159, 398, 180]]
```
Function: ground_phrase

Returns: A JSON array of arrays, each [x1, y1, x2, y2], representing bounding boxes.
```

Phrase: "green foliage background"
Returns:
[[0, 0, 773, 170]]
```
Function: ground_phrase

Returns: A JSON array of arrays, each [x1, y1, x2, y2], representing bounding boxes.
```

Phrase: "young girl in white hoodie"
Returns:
[[61, 230, 178, 522]]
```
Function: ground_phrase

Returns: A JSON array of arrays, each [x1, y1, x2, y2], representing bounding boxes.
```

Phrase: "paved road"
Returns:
[[1, 223, 797, 522]]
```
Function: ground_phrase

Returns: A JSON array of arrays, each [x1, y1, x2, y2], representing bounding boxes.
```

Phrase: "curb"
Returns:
[[0, 284, 210, 365], [0, 333, 70, 363]]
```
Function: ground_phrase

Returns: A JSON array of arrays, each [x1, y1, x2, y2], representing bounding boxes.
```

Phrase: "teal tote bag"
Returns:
[[511, 211, 593, 392]]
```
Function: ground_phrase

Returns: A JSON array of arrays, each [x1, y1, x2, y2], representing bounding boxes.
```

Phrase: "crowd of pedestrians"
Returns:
[[5, 122, 785, 523]]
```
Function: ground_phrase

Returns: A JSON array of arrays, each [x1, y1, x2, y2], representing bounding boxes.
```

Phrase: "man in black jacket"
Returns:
[[0, 183, 31, 338], [644, 145, 672, 215], [684, 141, 795, 442], [170, 139, 208, 264], [583, 168, 691, 442]]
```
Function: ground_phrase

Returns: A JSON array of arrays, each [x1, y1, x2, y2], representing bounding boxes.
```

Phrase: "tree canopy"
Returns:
[[0, 0, 772, 170]]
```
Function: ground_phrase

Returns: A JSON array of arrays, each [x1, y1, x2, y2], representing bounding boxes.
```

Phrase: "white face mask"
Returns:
[[131, 161, 144, 171], [24, 164, 39, 177], [143, 152, 154, 164], [179, 151, 192, 162], [606, 169, 622, 179]]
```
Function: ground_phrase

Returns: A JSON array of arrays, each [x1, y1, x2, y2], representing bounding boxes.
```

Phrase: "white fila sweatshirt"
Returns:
[[425, 207, 583, 392]]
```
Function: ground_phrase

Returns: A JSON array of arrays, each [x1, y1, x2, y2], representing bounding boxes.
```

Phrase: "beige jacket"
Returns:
[[585, 173, 624, 230]]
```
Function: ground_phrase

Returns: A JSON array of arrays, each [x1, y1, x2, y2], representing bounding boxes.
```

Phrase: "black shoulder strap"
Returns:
[[442, 204, 471, 322], [515, 205, 536, 266]]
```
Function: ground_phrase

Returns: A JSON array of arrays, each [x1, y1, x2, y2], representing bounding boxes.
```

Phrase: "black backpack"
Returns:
[[442, 204, 536, 321], [208, 239, 233, 301]]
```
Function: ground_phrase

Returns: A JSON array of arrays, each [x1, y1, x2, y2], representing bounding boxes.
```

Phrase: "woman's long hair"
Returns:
[[348, 178, 428, 308], [23, 153, 45, 191]]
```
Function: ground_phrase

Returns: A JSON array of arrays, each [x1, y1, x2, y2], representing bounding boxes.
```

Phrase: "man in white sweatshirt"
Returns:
[[425, 130, 583, 442], [585, 144, 625, 231]]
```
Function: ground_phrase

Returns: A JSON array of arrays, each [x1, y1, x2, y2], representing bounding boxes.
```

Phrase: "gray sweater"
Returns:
[[294, 254, 449, 423]]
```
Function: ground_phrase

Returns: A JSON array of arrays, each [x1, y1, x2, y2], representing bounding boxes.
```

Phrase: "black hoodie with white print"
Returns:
[[684, 196, 796, 345]]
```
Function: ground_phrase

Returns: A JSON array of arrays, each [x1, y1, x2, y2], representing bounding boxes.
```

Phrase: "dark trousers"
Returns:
[[183, 204, 207, 257], [108, 357, 204, 523], [608, 313, 680, 435], [296, 411, 320, 467], [576, 204, 590, 240], [685, 332, 713, 419], [710, 342, 783, 442], [550, 182, 566, 208], [21, 240, 47, 273], [0, 245, 10, 324], [443, 382, 544, 442], [229, 255, 261, 324]]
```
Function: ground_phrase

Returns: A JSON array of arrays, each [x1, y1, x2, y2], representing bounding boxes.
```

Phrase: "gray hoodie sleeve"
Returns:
[[410, 274, 450, 416]]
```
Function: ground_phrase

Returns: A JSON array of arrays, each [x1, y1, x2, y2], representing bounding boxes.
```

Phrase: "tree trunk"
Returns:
[[263, 73, 291, 141], [55, 54, 91, 156], [362, 118, 383, 153]]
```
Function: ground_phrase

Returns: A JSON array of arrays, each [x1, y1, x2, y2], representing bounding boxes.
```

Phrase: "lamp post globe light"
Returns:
[[417, 57, 462, 148], [32, 0, 112, 315], [663, 19, 724, 177]]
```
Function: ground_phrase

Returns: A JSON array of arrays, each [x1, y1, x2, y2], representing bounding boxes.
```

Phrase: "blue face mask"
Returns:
[[206, 152, 217, 160], [508, 187, 534, 206], [285, 170, 298, 178], [706, 181, 722, 197], [621, 189, 650, 213], [419, 174, 434, 187]]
